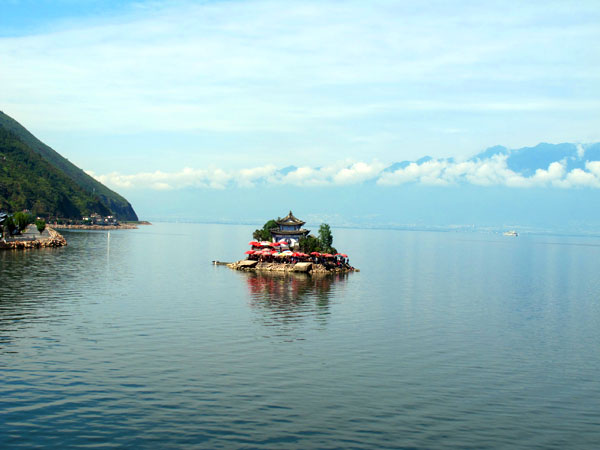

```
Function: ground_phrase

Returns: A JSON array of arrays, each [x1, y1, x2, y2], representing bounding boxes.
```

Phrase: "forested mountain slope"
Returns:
[[0, 111, 137, 220]]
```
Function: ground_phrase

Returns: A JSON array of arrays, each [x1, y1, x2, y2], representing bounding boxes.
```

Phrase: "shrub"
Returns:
[[252, 219, 277, 241], [13, 211, 34, 232], [299, 235, 321, 253], [3, 216, 16, 236], [35, 219, 46, 234]]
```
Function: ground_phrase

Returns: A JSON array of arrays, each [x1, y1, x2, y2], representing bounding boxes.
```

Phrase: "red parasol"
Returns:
[[323, 253, 333, 257], [245, 250, 255, 254], [310, 252, 320, 256], [249, 241, 260, 246], [341, 254, 348, 257]]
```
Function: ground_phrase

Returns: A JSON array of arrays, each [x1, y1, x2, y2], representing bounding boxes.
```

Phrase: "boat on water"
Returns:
[[503, 230, 518, 237]]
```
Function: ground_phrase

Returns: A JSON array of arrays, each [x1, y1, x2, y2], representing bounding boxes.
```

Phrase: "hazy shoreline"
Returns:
[[52, 221, 151, 231]]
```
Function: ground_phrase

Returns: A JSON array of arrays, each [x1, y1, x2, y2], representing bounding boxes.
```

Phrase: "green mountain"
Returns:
[[0, 111, 138, 220]]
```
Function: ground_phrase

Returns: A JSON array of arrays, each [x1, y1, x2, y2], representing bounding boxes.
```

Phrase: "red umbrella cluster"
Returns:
[[245, 241, 349, 261], [248, 240, 289, 248]]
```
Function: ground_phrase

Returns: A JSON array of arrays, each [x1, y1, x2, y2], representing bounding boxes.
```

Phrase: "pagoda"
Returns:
[[271, 211, 310, 245]]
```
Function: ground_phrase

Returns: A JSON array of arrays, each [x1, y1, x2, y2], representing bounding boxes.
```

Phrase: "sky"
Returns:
[[1, 0, 600, 228]]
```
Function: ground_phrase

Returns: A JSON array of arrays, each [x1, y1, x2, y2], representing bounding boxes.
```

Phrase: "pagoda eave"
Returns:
[[271, 228, 310, 236]]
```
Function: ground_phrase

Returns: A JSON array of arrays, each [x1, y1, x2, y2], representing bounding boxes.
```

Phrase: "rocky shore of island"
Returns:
[[227, 260, 358, 274], [0, 226, 67, 250]]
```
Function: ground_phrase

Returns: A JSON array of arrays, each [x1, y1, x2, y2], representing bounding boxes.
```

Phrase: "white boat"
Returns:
[[503, 230, 518, 237]]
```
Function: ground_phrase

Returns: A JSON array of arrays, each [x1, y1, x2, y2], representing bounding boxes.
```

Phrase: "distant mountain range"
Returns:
[[0, 111, 138, 220], [470, 142, 600, 176], [272, 143, 600, 187], [386, 142, 600, 177]]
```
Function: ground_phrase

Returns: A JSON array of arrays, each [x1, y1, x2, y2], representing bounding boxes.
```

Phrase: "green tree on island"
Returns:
[[13, 211, 34, 233], [298, 223, 337, 254], [35, 219, 46, 234], [318, 223, 333, 250], [252, 219, 277, 241], [2, 215, 16, 237], [299, 235, 321, 253]]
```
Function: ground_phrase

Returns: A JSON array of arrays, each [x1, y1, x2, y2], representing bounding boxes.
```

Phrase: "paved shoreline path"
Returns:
[[0, 224, 67, 249]]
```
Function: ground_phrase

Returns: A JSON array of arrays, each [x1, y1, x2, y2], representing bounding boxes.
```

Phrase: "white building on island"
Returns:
[[270, 211, 310, 247]]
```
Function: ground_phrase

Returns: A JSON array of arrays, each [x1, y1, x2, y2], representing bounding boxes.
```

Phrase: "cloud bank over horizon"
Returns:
[[89, 142, 600, 191]]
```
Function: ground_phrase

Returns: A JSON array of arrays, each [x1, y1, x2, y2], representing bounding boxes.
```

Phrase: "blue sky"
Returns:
[[1, 1, 600, 227]]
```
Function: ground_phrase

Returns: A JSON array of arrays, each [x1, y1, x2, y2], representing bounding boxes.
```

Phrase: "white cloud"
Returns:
[[558, 168, 600, 188], [333, 162, 386, 185], [88, 152, 600, 191], [585, 161, 600, 177], [87, 167, 233, 190], [278, 166, 331, 187], [377, 155, 516, 187], [377, 154, 600, 189]]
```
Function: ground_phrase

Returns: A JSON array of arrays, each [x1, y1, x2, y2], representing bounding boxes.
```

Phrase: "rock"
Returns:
[[238, 260, 258, 268], [293, 262, 312, 273]]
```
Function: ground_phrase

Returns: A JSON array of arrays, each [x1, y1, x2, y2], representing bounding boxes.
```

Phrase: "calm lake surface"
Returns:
[[1, 223, 600, 449]]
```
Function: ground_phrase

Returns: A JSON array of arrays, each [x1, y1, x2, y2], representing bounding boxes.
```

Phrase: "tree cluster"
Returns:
[[299, 223, 337, 254], [252, 219, 337, 253], [1, 211, 36, 238], [252, 219, 277, 241]]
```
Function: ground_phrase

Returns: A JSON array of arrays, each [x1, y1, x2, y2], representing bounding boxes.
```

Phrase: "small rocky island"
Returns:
[[227, 211, 358, 274]]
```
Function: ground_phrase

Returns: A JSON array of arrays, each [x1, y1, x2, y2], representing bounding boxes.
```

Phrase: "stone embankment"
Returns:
[[227, 260, 358, 274], [0, 227, 67, 250]]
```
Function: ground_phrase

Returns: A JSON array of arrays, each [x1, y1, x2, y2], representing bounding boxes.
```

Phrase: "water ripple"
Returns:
[[1, 225, 600, 448]]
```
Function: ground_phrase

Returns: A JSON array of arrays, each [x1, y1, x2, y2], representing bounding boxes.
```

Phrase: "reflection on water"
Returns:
[[0, 247, 71, 353], [243, 271, 348, 332], [0, 230, 129, 355]]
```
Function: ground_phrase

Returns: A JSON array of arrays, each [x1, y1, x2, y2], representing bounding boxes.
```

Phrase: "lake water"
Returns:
[[1, 223, 600, 449]]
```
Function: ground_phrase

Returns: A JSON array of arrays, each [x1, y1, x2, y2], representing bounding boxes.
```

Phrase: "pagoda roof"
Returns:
[[275, 211, 305, 226], [271, 228, 310, 236]]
